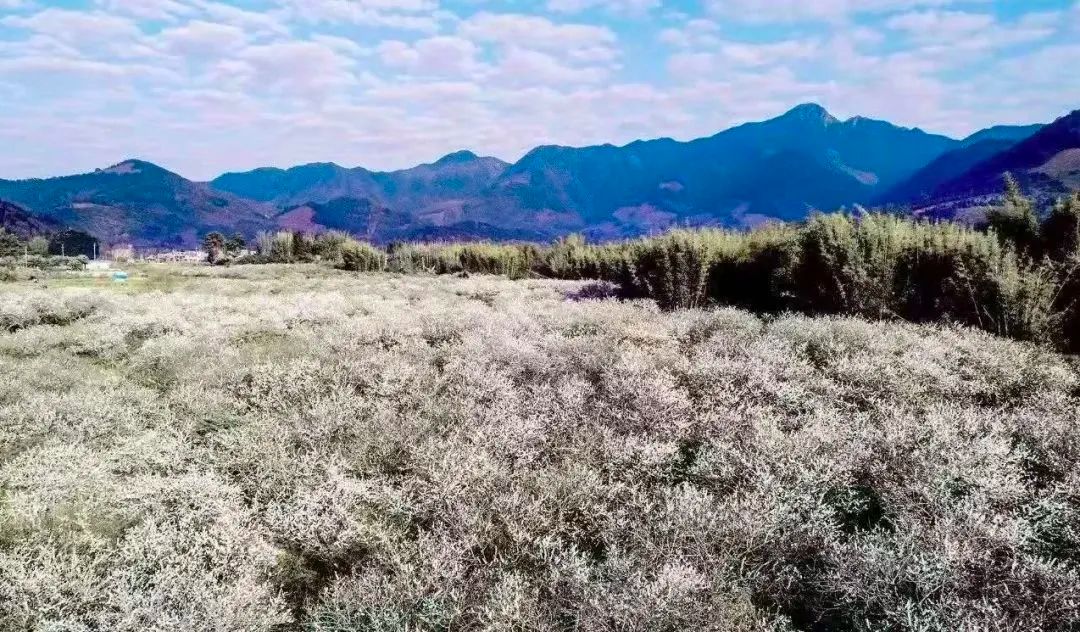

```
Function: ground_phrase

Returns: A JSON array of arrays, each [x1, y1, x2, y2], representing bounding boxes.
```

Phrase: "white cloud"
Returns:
[[94, 0, 193, 21], [667, 38, 820, 78], [546, 0, 659, 15], [275, 0, 442, 31], [659, 18, 719, 48], [377, 36, 483, 77], [492, 47, 611, 85], [367, 80, 481, 104], [884, 10, 1057, 62], [190, 0, 290, 35], [705, 0, 966, 23], [719, 39, 821, 66], [885, 10, 995, 42], [1, 8, 142, 44], [235, 40, 358, 95], [0, 54, 176, 81], [310, 34, 369, 56], [459, 12, 618, 58], [158, 20, 248, 57], [994, 43, 1080, 89]]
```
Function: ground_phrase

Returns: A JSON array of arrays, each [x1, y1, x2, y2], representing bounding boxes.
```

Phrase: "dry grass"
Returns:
[[1, 265, 1078, 631]]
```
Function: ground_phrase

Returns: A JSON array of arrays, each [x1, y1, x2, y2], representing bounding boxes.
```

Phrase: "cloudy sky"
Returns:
[[0, 0, 1077, 180]]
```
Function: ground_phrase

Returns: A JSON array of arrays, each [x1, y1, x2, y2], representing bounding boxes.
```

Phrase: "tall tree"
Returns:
[[986, 173, 1039, 256], [202, 232, 226, 263], [1041, 193, 1080, 263], [225, 233, 246, 255]]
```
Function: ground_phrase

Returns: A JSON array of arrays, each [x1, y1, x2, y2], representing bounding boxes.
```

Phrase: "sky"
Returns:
[[0, 0, 1078, 180]]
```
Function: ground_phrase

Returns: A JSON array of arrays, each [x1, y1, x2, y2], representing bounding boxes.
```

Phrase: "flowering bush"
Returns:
[[0, 267, 1077, 630]]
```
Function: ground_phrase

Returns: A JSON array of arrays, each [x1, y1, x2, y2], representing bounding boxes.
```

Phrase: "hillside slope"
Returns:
[[0, 160, 276, 247], [882, 124, 1046, 204], [932, 110, 1080, 201], [0, 200, 59, 238]]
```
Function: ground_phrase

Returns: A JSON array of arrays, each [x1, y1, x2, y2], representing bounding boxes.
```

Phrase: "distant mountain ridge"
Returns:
[[212, 151, 509, 207], [931, 110, 1080, 201], [0, 160, 276, 247], [960, 124, 1045, 147], [466, 103, 958, 238], [881, 124, 1046, 204], [1, 104, 1077, 247]]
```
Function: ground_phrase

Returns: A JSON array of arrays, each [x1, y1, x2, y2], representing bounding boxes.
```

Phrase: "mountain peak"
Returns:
[[434, 150, 480, 165], [99, 159, 170, 176], [781, 103, 838, 124]]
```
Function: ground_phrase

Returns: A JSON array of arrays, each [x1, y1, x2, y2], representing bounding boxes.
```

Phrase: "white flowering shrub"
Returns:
[[0, 266, 1078, 631]]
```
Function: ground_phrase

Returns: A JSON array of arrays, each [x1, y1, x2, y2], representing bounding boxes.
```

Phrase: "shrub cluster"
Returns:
[[0, 254, 88, 271], [240, 231, 544, 280], [386, 242, 541, 279], [0, 231, 48, 259], [561, 190, 1080, 351], [1, 255, 89, 283], [340, 240, 387, 273], [607, 194, 1080, 350]]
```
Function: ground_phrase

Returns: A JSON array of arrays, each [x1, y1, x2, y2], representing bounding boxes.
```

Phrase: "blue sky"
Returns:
[[0, 0, 1077, 180]]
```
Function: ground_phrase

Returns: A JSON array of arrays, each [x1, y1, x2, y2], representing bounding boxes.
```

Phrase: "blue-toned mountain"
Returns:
[[3, 105, 1077, 246]]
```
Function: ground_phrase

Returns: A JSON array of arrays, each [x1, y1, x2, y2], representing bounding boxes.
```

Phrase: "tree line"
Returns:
[[204, 178, 1080, 351]]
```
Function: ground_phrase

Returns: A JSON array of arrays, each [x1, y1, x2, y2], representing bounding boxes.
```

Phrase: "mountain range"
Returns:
[[1, 104, 1078, 248]]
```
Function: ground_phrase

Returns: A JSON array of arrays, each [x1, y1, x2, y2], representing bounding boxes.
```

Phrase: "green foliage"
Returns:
[[793, 213, 916, 318], [251, 230, 378, 266], [339, 240, 387, 272], [202, 231, 226, 263], [27, 236, 49, 256], [0, 230, 88, 275], [0, 230, 22, 257], [707, 223, 799, 312], [891, 222, 1005, 327], [291, 231, 317, 262], [620, 230, 729, 310], [1041, 193, 1080, 263], [1038, 194, 1080, 352], [538, 233, 617, 280], [458, 243, 539, 279], [986, 173, 1040, 255], [312, 231, 350, 262], [225, 233, 246, 255], [386, 242, 538, 279], [255, 231, 297, 263], [48, 230, 99, 258], [611, 209, 1079, 350], [1, 254, 87, 273]]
